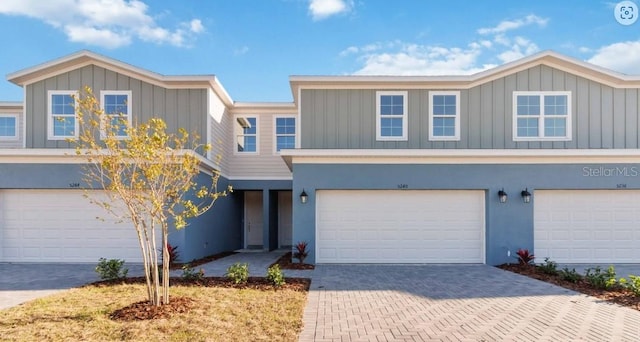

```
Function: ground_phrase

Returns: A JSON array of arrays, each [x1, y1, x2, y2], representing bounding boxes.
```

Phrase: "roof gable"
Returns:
[[289, 50, 640, 102], [7, 50, 234, 107]]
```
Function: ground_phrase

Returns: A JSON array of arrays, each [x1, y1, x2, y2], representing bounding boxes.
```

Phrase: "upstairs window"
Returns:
[[376, 91, 408, 141], [513, 92, 571, 141], [274, 116, 296, 153], [48, 91, 77, 140], [0, 114, 18, 140], [235, 116, 258, 153], [101, 91, 132, 138], [429, 91, 460, 141]]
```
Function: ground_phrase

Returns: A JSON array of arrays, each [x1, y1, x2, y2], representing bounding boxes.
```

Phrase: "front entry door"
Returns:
[[278, 191, 293, 248], [245, 191, 263, 248]]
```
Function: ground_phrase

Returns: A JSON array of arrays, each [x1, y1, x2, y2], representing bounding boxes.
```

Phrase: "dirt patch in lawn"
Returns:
[[271, 252, 315, 270], [499, 264, 640, 311], [92, 276, 311, 321]]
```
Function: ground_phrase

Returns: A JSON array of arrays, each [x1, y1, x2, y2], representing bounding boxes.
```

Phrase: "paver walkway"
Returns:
[[300, 264, 640, 341], [4, 255, 640, 341]]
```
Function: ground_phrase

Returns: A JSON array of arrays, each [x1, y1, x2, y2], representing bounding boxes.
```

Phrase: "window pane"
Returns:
[[237, 135, 256, 152], [109, 116, 128, 136], [517, 118, 538, 137], [544, 118, 566, 137], [51, 94, 75, 115], [433, 95, 456, 116], [104, 94, 128, 115], [517, 96, 540, 115], [380, 117, 403, 137], [0, 117, 16, 137], [53, 116, 75, 136], [277, 136, 295, 151], [380, 95, 404, 116], [243, 117, 257, 134], [276, 117, 295, 134], [432, 117, 456, 137], [544, 95, 567, 115]]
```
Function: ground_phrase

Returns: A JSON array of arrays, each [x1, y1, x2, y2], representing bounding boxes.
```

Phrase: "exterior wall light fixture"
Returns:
[[521, 188, 531, 203], [300, 189, 308, 204], [498, 189, 508, 203]]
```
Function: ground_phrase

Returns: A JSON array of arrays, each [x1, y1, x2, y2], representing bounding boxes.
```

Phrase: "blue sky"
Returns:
[[0, 0, 639, 103]]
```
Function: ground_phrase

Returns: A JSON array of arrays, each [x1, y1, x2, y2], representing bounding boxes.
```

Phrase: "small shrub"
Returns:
[[293, 241, 309, 264], [538, 257, 558, 275], [515, 249, 535, 265], [95, 258, 128, 280], [266, 264, 286, 287], [619, 275, 640, 297], [226, 262, 249, 284], [559, 267, 582, 283], [181, 264, 204, 281], [584, 266, 617, 290]]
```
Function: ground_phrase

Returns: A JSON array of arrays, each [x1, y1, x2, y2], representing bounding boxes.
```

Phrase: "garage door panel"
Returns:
[[535, 190, 640, 263], [0, 190, 152, 263], [316, 190, 485, 263]]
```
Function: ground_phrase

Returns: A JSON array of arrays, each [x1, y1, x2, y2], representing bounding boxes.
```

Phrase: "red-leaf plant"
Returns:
[[293, 241, 309, 264], [515, 248, 535, 265], [166, 243, 180, 265]]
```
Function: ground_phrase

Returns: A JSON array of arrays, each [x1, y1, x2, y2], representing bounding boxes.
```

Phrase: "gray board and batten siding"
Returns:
[[24, 64, 208, 150], [300, 65, 640, 150]]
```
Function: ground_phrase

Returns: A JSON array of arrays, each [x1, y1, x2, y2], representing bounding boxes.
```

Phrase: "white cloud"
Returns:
[[353, 43, 496, 76], [308, 0, 352, 21], [346, 14, 547, 76], [588, 41, 640, 74], [478, 14, 548, 35], [0, 0, 204, 49]]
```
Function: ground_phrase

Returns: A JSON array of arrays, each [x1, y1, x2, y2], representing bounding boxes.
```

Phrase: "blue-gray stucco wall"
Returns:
[[0, 163, 243, 262], [292, 163, 640, 265]]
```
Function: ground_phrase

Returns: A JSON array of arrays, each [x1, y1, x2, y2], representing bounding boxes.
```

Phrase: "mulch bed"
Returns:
[[498, 263, 640, 311], [271, 252, 314, 270], [95, 250, 314, 321], [169, 250, 238, 270], [97, 276, 311, 321]]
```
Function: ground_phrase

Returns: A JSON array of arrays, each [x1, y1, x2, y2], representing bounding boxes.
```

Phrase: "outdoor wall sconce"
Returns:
[[300, 189, 308, 204], [521, 188, 531, 203], [498, 189, 508, 203]]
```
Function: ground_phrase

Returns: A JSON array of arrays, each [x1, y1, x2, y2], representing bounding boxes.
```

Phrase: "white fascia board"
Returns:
[[231, 102, 297, 114], [280, 149, 640, 170], [0, 148, 224, 173], [0, 102, 23, 108]]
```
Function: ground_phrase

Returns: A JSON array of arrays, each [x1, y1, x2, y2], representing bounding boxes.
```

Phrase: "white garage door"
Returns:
[[535, 190, 640, 263], [0, 190, 146, 262], [316, 190, 485, 263]]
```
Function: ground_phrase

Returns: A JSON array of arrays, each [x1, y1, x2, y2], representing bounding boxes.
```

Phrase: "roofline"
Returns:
[[6, 50, 234, 107], [231, 101, 297, 114], [288, 50, 640, 103], [0, 101, 23, 108]]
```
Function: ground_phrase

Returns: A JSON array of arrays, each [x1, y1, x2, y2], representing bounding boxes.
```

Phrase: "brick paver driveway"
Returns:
[[299, 265, 640, 341]]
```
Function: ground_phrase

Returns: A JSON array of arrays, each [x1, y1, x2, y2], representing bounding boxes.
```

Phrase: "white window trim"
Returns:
[[47, 90, 78, 140], [429, 91, 461, 141], [273, 115, 296, 155], [376, 91, 408, 141], [0, 114, 19, 140], [100, 90, 132, 140], [234, 115, 259, 154], [513, 91, 572, 141]]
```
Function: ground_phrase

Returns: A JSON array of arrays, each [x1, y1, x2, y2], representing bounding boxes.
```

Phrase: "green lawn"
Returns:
[[0, 281, 308, 341]]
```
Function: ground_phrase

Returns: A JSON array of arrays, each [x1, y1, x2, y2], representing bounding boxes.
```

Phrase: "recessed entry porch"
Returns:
[[242, 190, 292, 251]]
